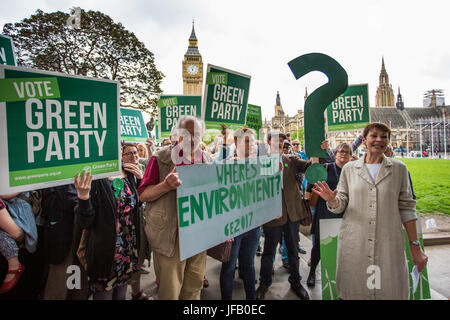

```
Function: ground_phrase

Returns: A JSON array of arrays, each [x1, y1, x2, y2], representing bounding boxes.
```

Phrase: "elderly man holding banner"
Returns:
[[138, 115, 209, 300]]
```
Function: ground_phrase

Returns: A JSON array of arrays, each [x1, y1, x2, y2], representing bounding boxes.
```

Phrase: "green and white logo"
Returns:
[[326, 84, 370, 132], [203, 64, 251, 131], [158, 95, 201, 138], [120, 107, 149, 143], [0, 65, 121, 193]]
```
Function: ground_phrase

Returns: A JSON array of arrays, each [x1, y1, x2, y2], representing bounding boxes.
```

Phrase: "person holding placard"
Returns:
[[219, 127, 260, 300], [139, 115, 209, 300], [73, 143, 144, 300], [306, 142, 352, 287], [256, 131, 313, 301], [313, 123, 428, 299]]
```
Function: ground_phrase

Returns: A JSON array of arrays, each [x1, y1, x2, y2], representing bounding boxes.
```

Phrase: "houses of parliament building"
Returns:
[[264, 58, 449, 156], [179, 23, 448, 155]]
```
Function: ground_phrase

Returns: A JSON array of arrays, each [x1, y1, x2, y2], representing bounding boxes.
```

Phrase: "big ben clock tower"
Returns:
[[182, 21, 203, 95]]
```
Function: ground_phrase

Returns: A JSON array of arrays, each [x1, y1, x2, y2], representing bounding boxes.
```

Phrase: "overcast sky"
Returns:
[[2, 0, 449, 121]]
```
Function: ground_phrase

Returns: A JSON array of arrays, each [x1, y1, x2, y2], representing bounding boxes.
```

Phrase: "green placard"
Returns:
[[0, 34, 17, 66], [404, 221, 431, 300], [320, 218, 431, 300], [305, 163, 328, 185], [203, 64, 251, 131], [0, 65, 121, 193], [120, 107, 149, 143], [246, 104, 262, 140], [158, 95, 201, 138], [326, 84, 370, 132]]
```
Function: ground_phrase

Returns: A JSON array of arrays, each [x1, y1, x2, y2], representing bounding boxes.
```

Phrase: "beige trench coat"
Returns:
[[327, 155, 417, 300]]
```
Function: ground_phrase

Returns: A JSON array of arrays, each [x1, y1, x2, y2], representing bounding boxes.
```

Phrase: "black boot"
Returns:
[[256, 284, 269, 300], [291, 283, 310, 300], [307, 272, 316, 287]]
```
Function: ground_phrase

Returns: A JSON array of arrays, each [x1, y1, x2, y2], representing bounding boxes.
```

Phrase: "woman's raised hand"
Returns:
[[312, 181, 338, 202], [74, 170, 93, 200], [123, 163, 143, 180]]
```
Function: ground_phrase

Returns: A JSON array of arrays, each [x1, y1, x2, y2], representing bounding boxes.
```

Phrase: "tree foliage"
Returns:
[[3, 8, 164, 116], [290, 128, 305, 147]]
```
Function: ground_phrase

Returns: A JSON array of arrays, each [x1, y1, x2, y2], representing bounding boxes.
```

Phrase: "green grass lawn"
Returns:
[[397, 158, 450, 215]]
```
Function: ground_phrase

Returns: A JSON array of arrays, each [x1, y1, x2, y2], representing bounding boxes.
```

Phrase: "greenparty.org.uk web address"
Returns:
[[14, 171, 62, 181]]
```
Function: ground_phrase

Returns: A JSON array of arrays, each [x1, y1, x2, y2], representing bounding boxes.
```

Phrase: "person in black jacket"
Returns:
[[306, 143, 352, 287], [74, 143, 143, 300], [41, 184, 90, 300]]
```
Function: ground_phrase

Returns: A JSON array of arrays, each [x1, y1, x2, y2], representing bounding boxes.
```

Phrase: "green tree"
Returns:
[[290, 128, 305, 148], [3, 8, 164, 117]]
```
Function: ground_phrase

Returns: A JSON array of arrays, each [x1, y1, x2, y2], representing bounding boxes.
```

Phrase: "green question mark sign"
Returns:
[[288, 53, 348, 184]]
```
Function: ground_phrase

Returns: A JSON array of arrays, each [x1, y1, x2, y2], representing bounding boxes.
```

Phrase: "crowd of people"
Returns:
[[0, 116, 427, 300]]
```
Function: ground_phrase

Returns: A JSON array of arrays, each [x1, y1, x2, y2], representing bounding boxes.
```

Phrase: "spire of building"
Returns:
[[376, 56, 395, 106], [304, 87, 308, 103], [396, 87, 404, 110], [185, 20, 200, 56], [189, 19, 197, 41], [276, 91, 281, 106], [379, 56, 389, 85]]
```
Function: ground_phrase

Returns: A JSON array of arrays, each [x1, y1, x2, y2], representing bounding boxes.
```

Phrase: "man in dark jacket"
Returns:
[[256, 131, 313, 300]]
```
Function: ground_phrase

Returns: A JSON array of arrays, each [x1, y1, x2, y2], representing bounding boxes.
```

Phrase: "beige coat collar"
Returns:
[[354, 154, 393, 186]]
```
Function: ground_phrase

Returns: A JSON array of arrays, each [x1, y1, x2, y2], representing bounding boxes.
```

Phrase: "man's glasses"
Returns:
[[337, 150, 350, 155], [292, 143, 299, 146], [123, 151, 139, 157]]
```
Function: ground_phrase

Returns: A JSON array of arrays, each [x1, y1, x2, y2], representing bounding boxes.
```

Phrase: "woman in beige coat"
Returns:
[[313, 123, 428, 299]]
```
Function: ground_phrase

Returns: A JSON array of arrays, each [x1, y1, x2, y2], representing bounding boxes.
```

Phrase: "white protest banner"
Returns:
[[177, 156, 282, 260]]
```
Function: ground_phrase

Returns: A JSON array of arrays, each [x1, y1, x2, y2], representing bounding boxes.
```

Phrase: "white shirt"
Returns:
[[365, 163, 382, 183]]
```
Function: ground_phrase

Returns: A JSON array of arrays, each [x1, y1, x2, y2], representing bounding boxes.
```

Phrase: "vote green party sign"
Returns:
[[120, 107, 149, 143], [203, 64, 251, 131], [158, 95, 201, 138], [326, 84, 370, 132], [177, 156, 282, 260], [246, 104, 262, 140], [0, 65, 121, 193], [0, 34, 17, 66]]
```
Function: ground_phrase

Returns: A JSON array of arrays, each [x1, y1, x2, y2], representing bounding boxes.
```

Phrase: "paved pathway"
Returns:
[[129, 233, 449, 300]]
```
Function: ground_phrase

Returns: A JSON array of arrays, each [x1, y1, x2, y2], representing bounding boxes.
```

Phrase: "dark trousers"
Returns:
[[260, 218, 301, 287], [92, 283, 127, 300], [220, 227, 260, 300], [309, 227, 321, 275]]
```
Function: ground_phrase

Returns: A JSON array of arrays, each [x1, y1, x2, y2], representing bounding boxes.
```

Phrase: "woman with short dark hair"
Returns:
[[313, 123, 427, 299]]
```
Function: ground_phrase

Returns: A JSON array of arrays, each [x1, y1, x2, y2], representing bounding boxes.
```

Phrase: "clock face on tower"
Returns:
[[187, 64, 199, 75]]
